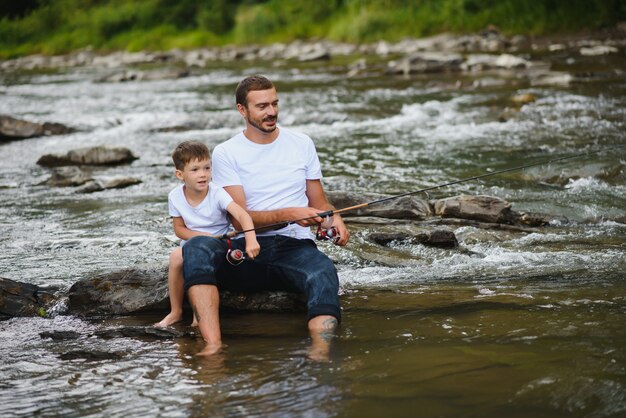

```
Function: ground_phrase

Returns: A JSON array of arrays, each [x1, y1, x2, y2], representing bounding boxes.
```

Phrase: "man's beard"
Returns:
[[247, 114, 277, 133]]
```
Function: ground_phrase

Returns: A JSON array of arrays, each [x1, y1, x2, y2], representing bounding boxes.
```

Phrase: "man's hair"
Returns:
[[235, 75, 274, 107], [172, 140, 210, 170]]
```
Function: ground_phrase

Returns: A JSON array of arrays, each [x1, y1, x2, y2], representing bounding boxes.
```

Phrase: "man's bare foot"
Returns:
[[154, 312, 182, 327], [308, 343, 330, 362], [196, 342, 223, 357]]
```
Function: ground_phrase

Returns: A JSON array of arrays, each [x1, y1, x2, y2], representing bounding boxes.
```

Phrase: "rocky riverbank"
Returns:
[[1, 28, 624, 82]]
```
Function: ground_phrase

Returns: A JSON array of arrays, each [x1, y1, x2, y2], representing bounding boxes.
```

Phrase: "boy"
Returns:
[[156, 140, 260, 355]]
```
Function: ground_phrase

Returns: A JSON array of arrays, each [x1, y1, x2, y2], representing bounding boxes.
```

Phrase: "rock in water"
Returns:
[[37, 146, 139, 167], [433, 195, 515, 224], [0, 277, 58, 318], [67, 266, 170, 316], [0, 115, 74, 141]]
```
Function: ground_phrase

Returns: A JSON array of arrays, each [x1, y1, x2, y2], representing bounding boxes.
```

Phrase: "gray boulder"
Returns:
[[326, 190, 431, 220], [0, 277, 59, 318], [37, 146, 139, 167], [0, 115, 74, 141], [432, 194, 515, 224], [67, 265, 305, 317]]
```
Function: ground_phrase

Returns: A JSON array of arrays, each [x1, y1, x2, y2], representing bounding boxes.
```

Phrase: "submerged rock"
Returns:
[[59, 350, 126, 361], [43, 166, 93, 187], [75, 177, 142, 193], [366, 229, 458, 248], [94, 326, 189, 339], [37, 146, 139, 167]]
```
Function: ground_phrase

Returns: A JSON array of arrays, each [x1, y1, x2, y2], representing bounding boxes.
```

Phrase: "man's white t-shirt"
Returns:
[[212, 126, 322, 240], [168, 182, 233, 245]]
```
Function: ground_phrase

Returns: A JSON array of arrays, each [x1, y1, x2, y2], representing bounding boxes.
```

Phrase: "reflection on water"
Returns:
[[0, 54, 625, 417]]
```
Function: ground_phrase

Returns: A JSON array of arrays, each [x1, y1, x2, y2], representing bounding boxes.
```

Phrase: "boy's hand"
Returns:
[[246, 238, 261, 259]]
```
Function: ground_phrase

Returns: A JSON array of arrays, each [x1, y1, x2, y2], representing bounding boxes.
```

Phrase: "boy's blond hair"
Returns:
[[172, 141, 210, 170]]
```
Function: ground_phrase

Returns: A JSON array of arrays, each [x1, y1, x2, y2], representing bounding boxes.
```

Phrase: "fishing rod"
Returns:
[[223, 144, 626, 242]]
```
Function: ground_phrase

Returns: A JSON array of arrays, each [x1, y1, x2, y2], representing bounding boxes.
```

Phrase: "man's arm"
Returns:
[[223, 185, 325, 231]]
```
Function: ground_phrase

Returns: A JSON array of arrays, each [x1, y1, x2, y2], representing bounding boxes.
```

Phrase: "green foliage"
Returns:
[[0, 0, 624, 58]]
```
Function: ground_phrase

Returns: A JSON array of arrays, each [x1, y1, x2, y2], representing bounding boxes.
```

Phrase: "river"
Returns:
[[0, 48, 625, 417]]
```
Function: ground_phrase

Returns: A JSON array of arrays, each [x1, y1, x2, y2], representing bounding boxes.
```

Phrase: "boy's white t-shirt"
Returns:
[[168, 182, 233, 245], [212, 126, 322, 240]]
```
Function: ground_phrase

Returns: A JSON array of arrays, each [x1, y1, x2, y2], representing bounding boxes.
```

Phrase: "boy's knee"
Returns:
[[170, 248, 183, 264]]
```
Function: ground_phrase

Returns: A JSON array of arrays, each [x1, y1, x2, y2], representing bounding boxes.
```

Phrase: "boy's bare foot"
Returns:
[[196, 342, 223, 357], [154, 312, 182, 327], [190, 317, 199, 327]]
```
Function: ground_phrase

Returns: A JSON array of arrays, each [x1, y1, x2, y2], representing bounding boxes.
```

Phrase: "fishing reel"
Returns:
[[226, 239, 245, 266], [316, 215, 340, 243]]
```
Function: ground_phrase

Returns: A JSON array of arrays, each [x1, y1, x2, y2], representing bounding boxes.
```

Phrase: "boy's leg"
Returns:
[[155, 248, 185, 327], [187, 284, 222, 356], [182, 236, 229, 355]]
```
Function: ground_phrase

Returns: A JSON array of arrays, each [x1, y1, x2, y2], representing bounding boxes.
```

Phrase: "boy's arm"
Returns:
[[172, 217, 213, 241], [225, 201, 260, 259]]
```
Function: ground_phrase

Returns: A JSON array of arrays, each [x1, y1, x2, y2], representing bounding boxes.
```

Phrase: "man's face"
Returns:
[[239, 87, 279, 133]]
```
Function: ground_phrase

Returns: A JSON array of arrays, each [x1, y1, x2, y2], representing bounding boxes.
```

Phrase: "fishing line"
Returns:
[[223, 144, 626, 240]]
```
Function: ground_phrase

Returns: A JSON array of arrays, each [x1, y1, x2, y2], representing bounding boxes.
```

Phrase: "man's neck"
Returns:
[[243, 126, 280, 144]]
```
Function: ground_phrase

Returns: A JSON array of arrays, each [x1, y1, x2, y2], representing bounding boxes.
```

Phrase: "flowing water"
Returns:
[[0, 51, 625, 417]]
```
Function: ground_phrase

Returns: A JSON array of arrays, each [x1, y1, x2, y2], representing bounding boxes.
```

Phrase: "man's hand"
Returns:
[[289, 207, 325, 227], [330, 214, 350, 246]]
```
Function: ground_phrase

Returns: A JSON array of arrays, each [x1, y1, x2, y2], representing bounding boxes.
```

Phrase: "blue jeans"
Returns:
[[182, 235, 341, 322]]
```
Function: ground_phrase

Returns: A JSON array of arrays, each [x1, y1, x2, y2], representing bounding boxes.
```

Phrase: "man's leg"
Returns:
[[308, 315, 338, 362], [267, 237, 341, 361], [187, 284, 222, 356]]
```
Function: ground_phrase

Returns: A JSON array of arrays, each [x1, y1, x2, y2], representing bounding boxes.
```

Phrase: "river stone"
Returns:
[[387, 52, 464, 75], [67, 265, 306, 317], [67, 266, 170, 316], [44, 166, 93, 187], [59, 350, 126, 361], [37, 146, 139, 167], [75, 177, 142, 193], [0, 277, 59, 318], [0, 115, 74, 141], [326, 191, 431, 220], [94, 326, 189, 339], [366, 229, 458, 248], [433, 195, 515, 224], [416, 230, 459, 248], [40, 330, 82, 340]]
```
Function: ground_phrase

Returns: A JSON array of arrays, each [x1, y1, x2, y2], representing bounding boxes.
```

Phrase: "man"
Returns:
[[182, 75, 349, 360]]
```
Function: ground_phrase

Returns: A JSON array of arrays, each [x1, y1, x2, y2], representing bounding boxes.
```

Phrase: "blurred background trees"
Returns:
[[1, 0, 624, 58]]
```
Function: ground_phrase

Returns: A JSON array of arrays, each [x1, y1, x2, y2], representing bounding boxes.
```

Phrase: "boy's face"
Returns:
[[175, 158, 211, 193]]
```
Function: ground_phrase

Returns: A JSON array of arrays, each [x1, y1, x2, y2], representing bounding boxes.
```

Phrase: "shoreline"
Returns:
[[2, 28, 624, 72]]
